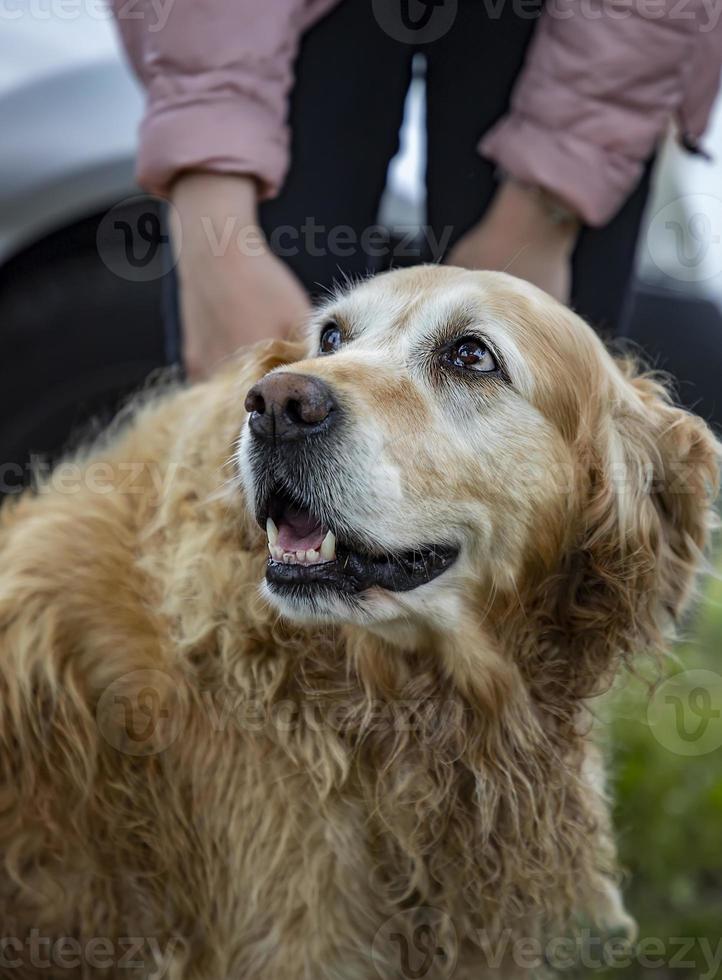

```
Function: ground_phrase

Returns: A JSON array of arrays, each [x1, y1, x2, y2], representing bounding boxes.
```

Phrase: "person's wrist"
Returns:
[[170, 173, 266, 268], [171, 172, 259, 221], [485, 179, 580, 253]]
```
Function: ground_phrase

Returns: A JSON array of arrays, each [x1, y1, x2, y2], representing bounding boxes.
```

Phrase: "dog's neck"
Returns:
[[358, 590, 528, 720]]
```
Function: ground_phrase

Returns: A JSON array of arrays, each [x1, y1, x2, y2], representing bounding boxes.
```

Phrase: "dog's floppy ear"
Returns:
[[617, 367, 720, 625], [225, 336, 309, 406], [536, 363, 719, 695], [234, 335, 309, 383]]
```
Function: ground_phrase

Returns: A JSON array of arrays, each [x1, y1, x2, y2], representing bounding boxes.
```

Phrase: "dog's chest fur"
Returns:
[[0, 499, 616, 980], [78, 621, 610, 980]]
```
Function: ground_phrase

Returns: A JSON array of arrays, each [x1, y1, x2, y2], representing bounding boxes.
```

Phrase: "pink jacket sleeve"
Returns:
[[480, 0, 722, 226], [111, 0, 336, 198]]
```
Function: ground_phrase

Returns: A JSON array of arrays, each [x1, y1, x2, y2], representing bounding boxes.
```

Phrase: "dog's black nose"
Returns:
[[245, 373, 338, 442]]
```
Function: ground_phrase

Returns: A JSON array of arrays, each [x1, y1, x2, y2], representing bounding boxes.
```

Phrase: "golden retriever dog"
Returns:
[[0, 267, 718, 979]]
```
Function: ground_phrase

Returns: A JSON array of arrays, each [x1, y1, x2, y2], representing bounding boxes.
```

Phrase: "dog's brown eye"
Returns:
[[444, 337, 498, 373], [319, 322, 342, 355]]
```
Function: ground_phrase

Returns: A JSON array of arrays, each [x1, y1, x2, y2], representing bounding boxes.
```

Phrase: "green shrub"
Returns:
[[592, 568, 722, 979]]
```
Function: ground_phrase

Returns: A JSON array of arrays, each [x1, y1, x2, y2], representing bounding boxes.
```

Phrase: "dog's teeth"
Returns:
[[320, 531, 336, 561], [266, 517, 279, 547], [269, 540, 332, 564]]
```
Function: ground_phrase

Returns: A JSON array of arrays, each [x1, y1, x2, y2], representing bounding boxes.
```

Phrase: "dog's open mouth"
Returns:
[[259, 488, 458, 594]]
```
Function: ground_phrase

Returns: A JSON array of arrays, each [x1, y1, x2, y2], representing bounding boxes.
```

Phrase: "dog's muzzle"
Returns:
[[243, 373, 459, 599]]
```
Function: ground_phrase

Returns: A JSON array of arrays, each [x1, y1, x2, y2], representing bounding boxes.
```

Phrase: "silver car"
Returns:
[[0, 6, 168, 489]]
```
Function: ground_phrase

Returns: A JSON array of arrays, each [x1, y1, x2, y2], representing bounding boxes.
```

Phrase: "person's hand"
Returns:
[[170, 173, 311, 380], [447, 180, 580, 304]]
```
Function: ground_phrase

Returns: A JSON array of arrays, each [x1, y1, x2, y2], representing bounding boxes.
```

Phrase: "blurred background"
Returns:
[[1, 5, 721, 977]]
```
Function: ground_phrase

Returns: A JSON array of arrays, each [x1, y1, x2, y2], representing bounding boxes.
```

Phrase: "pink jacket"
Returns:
[[113, 0, 722, 226]]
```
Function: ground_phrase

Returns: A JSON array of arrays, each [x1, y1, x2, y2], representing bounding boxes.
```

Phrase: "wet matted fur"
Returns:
[[0, 268, 718, 979]]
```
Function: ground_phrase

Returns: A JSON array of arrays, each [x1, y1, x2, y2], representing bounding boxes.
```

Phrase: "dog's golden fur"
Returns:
[[0, 268, 718, 979]]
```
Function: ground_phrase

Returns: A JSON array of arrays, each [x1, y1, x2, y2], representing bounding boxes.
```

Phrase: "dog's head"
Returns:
[[237, 267, 718, 672]]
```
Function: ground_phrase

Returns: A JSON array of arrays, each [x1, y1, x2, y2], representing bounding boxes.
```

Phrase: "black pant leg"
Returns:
[[570, 160, 655, 336], [259, 0, 415, 298], [425, 0, 541, 249]]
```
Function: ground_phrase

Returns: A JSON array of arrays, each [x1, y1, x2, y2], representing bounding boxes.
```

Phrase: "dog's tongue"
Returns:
[[277, 505, 325, 552]]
